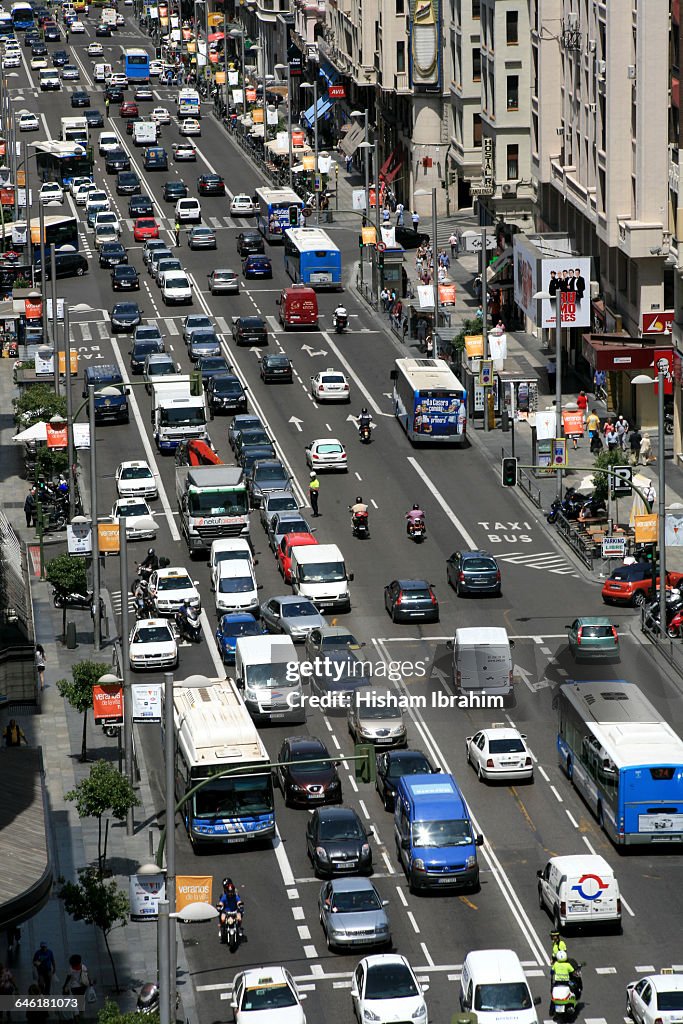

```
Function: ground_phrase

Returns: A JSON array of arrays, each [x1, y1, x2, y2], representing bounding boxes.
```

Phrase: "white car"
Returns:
[[115, 12, 124, 24], [111, 498, 157, 540], [161, 272, 192, 306], [305, 438, 348, 472], [70, 19, 85, 32], [87, 41, 104, 56], [150, 106, 170, 123], [86, 192, 111, 220], [465, 727, 534, 782], [3, 52, 20, 67], [179, 117, 201, 136], [310, 369, 350, 403], [147, 567, 201, 614], [230, 194, 256, 216], [209, 538, 255, 593], [351, 955, 428, 1024], [115, 460, 158, 499], [70, 175, 92, 196], [214, 558, 259, 615], [129, 618, 177, 671], [94, 210, 121, 237], [39, 182, 64, 206], [30, 55, 47, 70], [110, 73, 128, 88], [18, 112, 39, 132], [231, 967, 307, 1024], [149, 59, 163, 76], [75, 182, 98, 205], [627, 975, 683, 1024]]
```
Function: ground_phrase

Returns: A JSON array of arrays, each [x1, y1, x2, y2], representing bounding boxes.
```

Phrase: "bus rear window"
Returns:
[[651, 767, 676, 780]]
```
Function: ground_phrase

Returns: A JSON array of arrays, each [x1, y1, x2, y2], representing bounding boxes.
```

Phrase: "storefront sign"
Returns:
[[439, 283, 457, 306], [464, 334, 483, 358], [67, 520, 92, 556], [328, 84, 346, 98], [642, 311, 674, 335], [562, 409, 584, 436], [361, 225, 376, 246], [601, 536, 627, 558], [25, 296, 42, 320], [93, 683, 123, 726], [653, 349, 675, 395], [176, 876, 213, 913], [58, 350, 79, 375], [130, 872, 166, 921], [45, 423, 68, 448]]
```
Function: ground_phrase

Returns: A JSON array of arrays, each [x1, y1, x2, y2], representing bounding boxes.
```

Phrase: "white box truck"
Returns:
[[175, 465, 250, 552], [150, 375, 207, 453], [233, 635, 305, 724]]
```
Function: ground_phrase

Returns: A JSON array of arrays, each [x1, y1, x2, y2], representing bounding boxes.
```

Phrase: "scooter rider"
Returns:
[[552, 950, 576, 991], [140, 548, 159, 572], [217, 877, 244, 936], [550, 930, 567, 960], [349, 496, 368, 518], [405, 503, 426, 533], [333, 303, 348, 327], [358, 407, 371, 430]]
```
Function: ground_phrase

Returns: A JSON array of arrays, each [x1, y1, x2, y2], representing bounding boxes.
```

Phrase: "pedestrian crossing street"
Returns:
[[495, 549, 580, 577]]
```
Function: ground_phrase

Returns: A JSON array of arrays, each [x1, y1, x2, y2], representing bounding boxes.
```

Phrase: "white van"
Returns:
[[233, 634, 305, 724], [290, 542, 353, 612], [94, 63, 113, 83], [209, 538, 255, 592], [175, 197, 201, 223], [101, 7, 117, 25], [449, 626, 513, 705], [133, 122, 157, 147], [98, 131, 119, 154], [39, 69, 61, 91], [460, 950, 539, 1024], [537, 854, 621, 931]]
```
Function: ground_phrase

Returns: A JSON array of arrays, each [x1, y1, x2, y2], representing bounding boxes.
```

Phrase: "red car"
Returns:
[[133, 217, 159, 241], [277, 533, 318, 584], [120, 101, 139, 118], [601, 563, 683, 606]]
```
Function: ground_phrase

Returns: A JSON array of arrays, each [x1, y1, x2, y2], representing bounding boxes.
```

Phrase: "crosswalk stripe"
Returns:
[[496, 549, 579, 577], [96, 322, 108, 339], [210, 217, 222, 229], [216, 316, 230, 334], [80, 323, 92, 342], [164, 318, 179, 335]]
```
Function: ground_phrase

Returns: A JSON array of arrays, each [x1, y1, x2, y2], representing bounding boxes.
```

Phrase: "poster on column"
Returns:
[[540, 257, 591, 328], [129, 872, 166, 921]]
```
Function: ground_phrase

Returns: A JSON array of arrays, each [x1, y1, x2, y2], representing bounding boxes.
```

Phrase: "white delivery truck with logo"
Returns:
[[150, 375, 207, 452], [132, 121, 158, 147], [537, 854, 621, 930]]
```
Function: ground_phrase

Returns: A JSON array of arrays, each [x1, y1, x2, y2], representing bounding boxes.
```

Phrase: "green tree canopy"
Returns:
[[66, 760, 139, 875], [56, 659, 109, 762], [58, 868, 129, 992], [14, 383, 67, 428]]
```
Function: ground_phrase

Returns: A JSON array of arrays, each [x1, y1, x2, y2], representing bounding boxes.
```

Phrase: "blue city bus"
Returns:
[[557, 680, 683, 845], [255, 186, 303, 243], [124, 48, 150, 82], [34, 140, 94, 187], [10, 2, 33, 29], [391, 357, 467, 444], [283, 226, 342, 288], [0, 12, 15, 35]]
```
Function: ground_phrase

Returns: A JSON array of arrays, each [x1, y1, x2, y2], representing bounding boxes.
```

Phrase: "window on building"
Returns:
[[506, 10, 518, 44], [472, 47, 481, 81], [473, 112, 482, 145], [472, 0, 480, 18], [507, 74, 519, 110], [507, 144, 519, 179], [395, 0, 404, 14], [396, 40, 405, 72]]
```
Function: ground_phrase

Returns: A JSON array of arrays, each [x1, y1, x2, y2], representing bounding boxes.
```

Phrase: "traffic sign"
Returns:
[[464, 233, 497, 253], [301, 206, 313, 218], [612, 465, 633, 497], [479, 358, 493, 387], [469, 185, 495, 197], [553, 438, 567, 467], [376, 241, 386, 252]]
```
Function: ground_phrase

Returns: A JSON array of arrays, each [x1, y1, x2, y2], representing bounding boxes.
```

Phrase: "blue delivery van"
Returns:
[[82, 365, 130, 424], [394, 774, 483, 893]]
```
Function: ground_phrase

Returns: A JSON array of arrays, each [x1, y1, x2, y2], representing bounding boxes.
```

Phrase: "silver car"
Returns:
[[318, 878, 391, 952], [183, 314, 213, 345], [208, 268, 239, 295], [259, 596, 327, 642], [259, 489, 299, 531], [347, 687, 408, 747], [144, 353, 178, 393], [266, 511, 314, 553], [188, 329, 221, 362]]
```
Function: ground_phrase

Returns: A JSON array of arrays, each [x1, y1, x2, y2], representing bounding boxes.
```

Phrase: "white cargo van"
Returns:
[[98, 131, 119, 155], [94, 63, 113, 83], [233, 634, 305, 724], [39, 68, 61, 91], [209, 538, 255, 592], [449, 626, 514, 705], [290, 542, 353, 612], [460, 950, 539, 1024], [537, 854, 621, 931], [133, 122, 157, 147]]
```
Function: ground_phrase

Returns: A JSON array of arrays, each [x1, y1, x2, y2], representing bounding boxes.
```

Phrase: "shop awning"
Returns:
[[207, 31, 224, 42], [339, 121, 364, 157], [318, 59, 340, 87], [486, 247, 513, 284], [379, 146, 403, 184], [301, 94, 333, 128], [581, 334, 672, 372]]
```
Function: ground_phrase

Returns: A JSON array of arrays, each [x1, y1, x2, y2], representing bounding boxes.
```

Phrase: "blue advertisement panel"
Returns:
[[413, 391, 466, 437]]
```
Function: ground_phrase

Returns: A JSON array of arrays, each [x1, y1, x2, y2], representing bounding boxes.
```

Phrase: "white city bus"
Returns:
[[255, 186, 304, 242], [390, 357, 468, 444]]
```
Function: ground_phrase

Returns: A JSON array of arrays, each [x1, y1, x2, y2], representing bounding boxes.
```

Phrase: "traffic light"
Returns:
[[378, 250, 384, 269], [501, 457, 518, 487], [288, 205, 298, 228], [354, 743, 376, 783], [358, 234, 363, 249]]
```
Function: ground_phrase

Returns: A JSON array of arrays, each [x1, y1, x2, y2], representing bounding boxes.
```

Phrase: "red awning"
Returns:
[[582, 334, 672, 372], [379, 146, 404, 184], [208, 31, 224, 42]]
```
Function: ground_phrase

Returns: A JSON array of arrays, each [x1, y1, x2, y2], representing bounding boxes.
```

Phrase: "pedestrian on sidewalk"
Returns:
[[586, 408, 600, 439], [380, 287, 389, 313], [411, 210, 420, 232], [24, 488, 36, 528], [3, 720, 27, 747], [594, 368, 607, 399], [616, 414, 629, 448], [62, 954, 92, 1000], [576, 390, 588, 424], [0, 962, 18, 1007], [629, 425, 642, 465], [32, 942, 55, 994], [34, 645, 46, 692], [606, 423, 619, 451], [382, 206, 390, 225], [345, 154, 352, 174], [309, 472, 320, 517], [174, 220, 181, 246], [449, 231, 458, 258], [417, 317, 428, 347], [395, 201, 404, 227], [639, 432, 655, 465]]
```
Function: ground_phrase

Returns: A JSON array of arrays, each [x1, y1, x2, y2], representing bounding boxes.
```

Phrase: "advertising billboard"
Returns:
[[539, 257, 591, 328], [409, 0, 441, 89], [513, 236, 538, 322]]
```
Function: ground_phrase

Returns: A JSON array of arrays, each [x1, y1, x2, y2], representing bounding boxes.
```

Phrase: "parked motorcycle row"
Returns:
[[546, 487, 606, 525]]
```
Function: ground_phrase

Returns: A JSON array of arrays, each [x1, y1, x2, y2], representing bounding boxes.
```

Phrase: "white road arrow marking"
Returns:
[[301, 344, 328, 357], [289, 416, 304, 432]]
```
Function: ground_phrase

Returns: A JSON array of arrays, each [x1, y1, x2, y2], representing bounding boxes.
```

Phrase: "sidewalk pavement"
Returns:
[[0, 359, 195, 1016]]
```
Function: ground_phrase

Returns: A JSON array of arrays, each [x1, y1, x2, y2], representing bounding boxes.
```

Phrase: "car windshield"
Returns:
[[166, 277, 189, 288], [218, 576, 254, 594], [213, 380, 241, 395], [193, 228, 212, 236], [188, 492, 249, 516], [317, 444, 343, 454], [160, 408, 205, 426], [115, 304, 138, 315], [191, 332, 218, 345], [267, 357, 290, 367], [387, 754, 431, 778], [136, 626, 172, 644], [282, 601, 317, 618], [241, 984, 296, 1012], [359, 700, 403, 720], [186, 318, 211, 330], [413, 819, 473, 848], [157, 576, 192, 591], [319, 816, 363, 840], [365, 965, 417, 1001], [330, 889, 380, 912], [148, 363, 174, 376], [299, 561, 345, 583], [321, 375, 345, 385], [579, 625, 614, 638], [194, 775, 272, 818], [246, 664, 290, 687], [241, 430, 269, 445], [120, 466, 152, 480], [657, 993, 683, 1010], [290, 749, 330, 772], [402, 588, 432, 601], [215, 550, 250, 565], [267, 497, 297, 512], [475, 983, 532, 1012], [255, 466, 287, 482], [214, 272, 234, 281], [134, 342, 159, 355], [117, 267, 137, 277], [117, 502, 148, 517], [611, 566, 646, 581], [488, 739, 526, 753], [278, 520, 309, 536], [222, 620, 260, 638]]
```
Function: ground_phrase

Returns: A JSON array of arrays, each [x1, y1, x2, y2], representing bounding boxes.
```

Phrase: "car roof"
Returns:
[[328, 877, 378, 895], [463, 950, 526, 982], [648, 976, 683, 992], [238, 316, 265, 325], [315, 804, 360, 822], [573, 616, 614, 626], [240, 966, 290, 987], [386, 749, 430, 762], [477, 728, 523, 741], [156, 566, 191, 577], [217, 558, 253, 577], [219, 612, 258, 624], [285, 533, 316, 547], [277, 594, 317, 606], [134, 618, 172, 628], [274, 512, 307, 524], [287, 735, 327, 752], [362, 953, 410, 970], [397, 579, 431, 589]]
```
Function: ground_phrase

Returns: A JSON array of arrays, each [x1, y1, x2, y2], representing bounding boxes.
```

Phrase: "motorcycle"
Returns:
[[333, 312, 348, 334], [665, 410, 674, 435], [350, 510, 369, 539], [174, 604, 202, 643], [133, 585, 155, 620], [131, 556, 169, 593], [546, 488, 590, 524], [52, 588, 92, 610], [217, 907, 242, 952], [550, 964, 582, 1021], [358, 423, 372, 444], [407, 517, 426, 542]]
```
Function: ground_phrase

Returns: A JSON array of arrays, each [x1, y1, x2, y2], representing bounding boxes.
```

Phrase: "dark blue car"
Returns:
[[215, 613, 265, 663], [242, 255, 272, 280]]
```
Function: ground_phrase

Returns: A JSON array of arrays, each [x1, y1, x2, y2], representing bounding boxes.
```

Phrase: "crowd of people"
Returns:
[[577, 396, 655, 464]]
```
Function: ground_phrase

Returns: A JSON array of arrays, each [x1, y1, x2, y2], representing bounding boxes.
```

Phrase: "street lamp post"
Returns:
[[157, 900, 218, 1024], [88, 384, 101, 651], [64, 302, 75, 519], [633, 370, 668, 640], [275, 63, 293, 188], [300, 80, 318, 226], [352, 111, 370, 291], [414, 187, 439, 359], [534, 288, 563, 498]]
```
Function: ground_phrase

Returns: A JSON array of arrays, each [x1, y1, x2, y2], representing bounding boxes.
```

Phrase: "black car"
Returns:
[[276, 736, 342, 808], [233, 427, 271, 458], [99, 241, 127, 268], [104, 85, 123, 103], [197, 174, 225, 196], [228, 414, 263, 451], [31, 41, 47, 56], [395, 225, 431, 249], [25, 29, 40, 45], [384, 579, 439, 623], [84, 109, 104, 128], [128, 195, 154, 218], [71, 90, 91, 108], [260, 353, 293, 383], [43, 23, 60, 39], [116, 171, 141, 195], [197, 356, 232, 385], [236, 230, 264, 257], [111, 302, 142, 333], [446, 549, 502, 597], [96, 22, 112, 35], [162, 180, 188, 202], [232, 316, 267, 346], [375, 749, 436, 811], [305, 806, 372, 877], [34, 251, 88, 280], [207, 374, 248, 416], [105, 149, 130, 174], [240, 444, 277, 474], [111, 264, 140, 291], [51, 49, 68, 66], [126, 116, 143, 136], [129, 337, 164, 374]]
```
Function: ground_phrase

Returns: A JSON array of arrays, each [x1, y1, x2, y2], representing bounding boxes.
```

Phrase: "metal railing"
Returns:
[[554, 511, 595, 570], [355, 275, 378, 310], [500, 447, 543, 509]]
